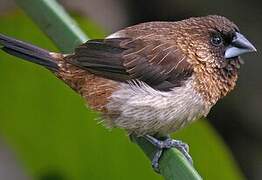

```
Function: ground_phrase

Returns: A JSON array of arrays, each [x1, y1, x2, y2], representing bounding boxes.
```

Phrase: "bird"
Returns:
[[0, 15, 256, 172]]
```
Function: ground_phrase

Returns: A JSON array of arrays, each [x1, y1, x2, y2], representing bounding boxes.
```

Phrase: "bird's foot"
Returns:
[[144, 135, 193, 173]]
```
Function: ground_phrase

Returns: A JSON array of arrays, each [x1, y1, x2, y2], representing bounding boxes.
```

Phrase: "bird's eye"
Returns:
[[211, 33, 223, 46]]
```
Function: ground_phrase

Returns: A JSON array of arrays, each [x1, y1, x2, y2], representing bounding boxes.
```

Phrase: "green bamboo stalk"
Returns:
[[15, 0, 88, 53], [134, 137, 202, 179], [15, 0, 202, 179]]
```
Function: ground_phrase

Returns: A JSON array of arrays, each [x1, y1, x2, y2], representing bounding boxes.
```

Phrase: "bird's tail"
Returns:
[[0, 33, 59, 71]]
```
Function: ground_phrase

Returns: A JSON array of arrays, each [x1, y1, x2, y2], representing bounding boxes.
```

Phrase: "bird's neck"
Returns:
[[193, 61, 240, 106]]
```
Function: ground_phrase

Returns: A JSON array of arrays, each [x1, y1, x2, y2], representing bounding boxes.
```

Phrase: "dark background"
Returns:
[[0, 0, 261, 179]]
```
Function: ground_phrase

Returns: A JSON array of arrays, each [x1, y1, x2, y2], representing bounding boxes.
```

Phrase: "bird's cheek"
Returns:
[[195, 49, 210, 62]]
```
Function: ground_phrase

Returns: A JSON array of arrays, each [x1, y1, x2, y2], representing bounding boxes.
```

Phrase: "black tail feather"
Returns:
[[0, 33, 59, 71]]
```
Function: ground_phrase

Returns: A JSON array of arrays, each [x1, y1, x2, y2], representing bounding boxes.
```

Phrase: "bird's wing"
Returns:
[[66, 37, 193, 91]]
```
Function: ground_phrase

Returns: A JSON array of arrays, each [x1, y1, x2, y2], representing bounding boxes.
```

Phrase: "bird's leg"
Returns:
[[144, 135, 193, 172]]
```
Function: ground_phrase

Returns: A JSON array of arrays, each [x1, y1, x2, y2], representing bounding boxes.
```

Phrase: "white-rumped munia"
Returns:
[[0, 15, 256, 172]]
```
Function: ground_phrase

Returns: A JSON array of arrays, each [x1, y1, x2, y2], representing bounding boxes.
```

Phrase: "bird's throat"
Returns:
[[193, 64, 239, 105]]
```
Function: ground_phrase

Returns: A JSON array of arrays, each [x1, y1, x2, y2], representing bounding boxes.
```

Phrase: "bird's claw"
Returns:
[[144, 135, 193, 173], [151, 149, 163, 173]]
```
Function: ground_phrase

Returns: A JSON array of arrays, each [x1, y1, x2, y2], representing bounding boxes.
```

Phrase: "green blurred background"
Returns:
[[0, 0, 261, 179]]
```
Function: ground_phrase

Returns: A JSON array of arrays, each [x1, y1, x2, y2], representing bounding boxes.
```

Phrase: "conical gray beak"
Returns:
[[225, 32, 257, 59]]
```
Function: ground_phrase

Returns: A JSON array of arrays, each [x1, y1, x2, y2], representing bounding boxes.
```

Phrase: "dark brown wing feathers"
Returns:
[[66, 37, 193, 91]]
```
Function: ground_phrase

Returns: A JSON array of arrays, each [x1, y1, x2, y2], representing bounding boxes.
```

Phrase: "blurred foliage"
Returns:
[[0, 10, 245, 180]]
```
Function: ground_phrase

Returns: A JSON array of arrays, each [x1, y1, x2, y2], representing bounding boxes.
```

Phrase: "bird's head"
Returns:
[[174, 15, 256, 104], [176, 15, 256, 69]]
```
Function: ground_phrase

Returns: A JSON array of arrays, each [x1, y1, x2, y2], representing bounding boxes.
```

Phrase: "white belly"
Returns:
[[106, 78, 211, 136]]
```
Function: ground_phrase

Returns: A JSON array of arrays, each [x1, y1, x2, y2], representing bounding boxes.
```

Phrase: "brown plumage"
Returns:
[[0, 15, 256, 135], [0, 15, 257, 172], [61, 15, 243, 107]]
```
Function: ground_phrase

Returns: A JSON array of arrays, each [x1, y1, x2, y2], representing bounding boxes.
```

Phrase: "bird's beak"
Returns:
[[225, 32, 257, 59]]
